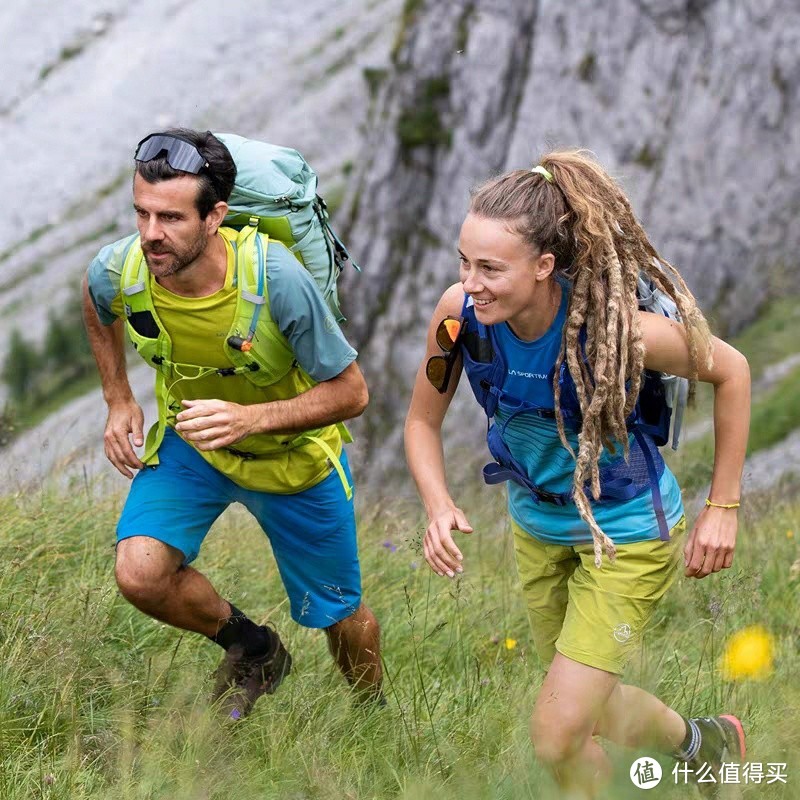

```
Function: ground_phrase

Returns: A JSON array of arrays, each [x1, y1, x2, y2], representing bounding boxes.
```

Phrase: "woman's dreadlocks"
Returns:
[[470, 150, 713, 566]]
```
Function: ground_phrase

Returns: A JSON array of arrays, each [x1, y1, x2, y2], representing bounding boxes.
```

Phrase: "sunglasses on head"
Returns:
[[426, 315, 464, 393], [134, 133, 209, 174]]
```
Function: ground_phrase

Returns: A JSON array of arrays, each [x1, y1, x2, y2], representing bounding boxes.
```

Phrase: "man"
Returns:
[[82, 128, 382, 718]]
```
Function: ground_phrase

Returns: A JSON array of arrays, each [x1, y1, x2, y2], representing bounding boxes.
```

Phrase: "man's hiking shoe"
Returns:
[[685, 715, 746, 797], [211, 627, 292, 720]]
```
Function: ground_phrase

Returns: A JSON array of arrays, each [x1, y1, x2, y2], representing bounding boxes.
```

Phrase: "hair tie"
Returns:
[[531, 165, 554, 183]]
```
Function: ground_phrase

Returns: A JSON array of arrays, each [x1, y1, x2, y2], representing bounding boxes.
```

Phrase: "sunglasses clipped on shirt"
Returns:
[[134, 133, 210, 174], [426, 315, 464, 394]]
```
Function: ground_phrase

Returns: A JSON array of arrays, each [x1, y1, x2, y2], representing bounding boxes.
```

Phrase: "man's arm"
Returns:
[[250, 360, 368, 433], [174, 361, 368, 451], [82, 274, 145, 477]]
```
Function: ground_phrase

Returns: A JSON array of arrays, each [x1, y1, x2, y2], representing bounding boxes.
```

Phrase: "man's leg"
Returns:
[[242, 450, 382, 698], [324, 602, 382, 696], [116, 534, 291, 717], [115, 535, 229, 635], [115, 534, 280, 655], [115, 430, 292, 717]]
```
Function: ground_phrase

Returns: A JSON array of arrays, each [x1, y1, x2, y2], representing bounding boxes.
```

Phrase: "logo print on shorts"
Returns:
[[613, 623, 632, 643]]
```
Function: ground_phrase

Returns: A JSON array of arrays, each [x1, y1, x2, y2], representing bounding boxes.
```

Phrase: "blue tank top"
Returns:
[[493, 284, 684, 545]]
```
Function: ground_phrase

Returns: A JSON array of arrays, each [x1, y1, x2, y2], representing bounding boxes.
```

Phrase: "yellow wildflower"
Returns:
[[720, 625, 775, 681], [787, 530, 794, 539], [504, 638, 518, 650]]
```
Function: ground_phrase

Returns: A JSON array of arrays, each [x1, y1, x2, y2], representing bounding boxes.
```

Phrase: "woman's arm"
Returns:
[[405, 283, 474, 577], [639, 311, 751, 579]]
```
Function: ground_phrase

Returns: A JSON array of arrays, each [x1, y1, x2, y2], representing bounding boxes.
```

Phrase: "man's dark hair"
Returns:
[[134, 128, 237, 219]]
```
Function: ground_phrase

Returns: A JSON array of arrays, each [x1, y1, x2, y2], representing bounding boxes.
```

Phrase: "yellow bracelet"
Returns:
[[705, 498, 741, 509]]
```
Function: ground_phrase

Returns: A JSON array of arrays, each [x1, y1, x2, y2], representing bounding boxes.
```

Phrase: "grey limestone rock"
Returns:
[[342, 0, 800, 481], [2, 0, 799, 493]]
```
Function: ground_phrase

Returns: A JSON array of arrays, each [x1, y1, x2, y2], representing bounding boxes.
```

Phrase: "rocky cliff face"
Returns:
[[0, 0, 403, 490], [342, 0, 800, 477], [0, 0, 402, 401], [1, 0, 798, 492]]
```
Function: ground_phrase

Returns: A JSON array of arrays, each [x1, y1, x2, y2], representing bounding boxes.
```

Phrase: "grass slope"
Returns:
[[666, 295, 800, 493], [0, 480, 797, 799]]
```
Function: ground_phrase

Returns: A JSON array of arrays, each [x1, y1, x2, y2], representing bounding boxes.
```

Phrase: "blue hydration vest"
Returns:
[[457, 294, 673, 541]]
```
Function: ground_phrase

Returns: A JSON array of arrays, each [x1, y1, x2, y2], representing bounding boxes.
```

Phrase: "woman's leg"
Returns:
[[530, 653, 618, 798], [530, 653, 742, 799], [594, 682, 686, 751], [525, 519, 693, 796], [512, 520, 577, 666]]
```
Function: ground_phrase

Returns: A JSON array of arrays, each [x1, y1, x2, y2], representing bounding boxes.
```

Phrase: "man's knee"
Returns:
[[325, 602, 379, 640], [115, 536, 182, 609]]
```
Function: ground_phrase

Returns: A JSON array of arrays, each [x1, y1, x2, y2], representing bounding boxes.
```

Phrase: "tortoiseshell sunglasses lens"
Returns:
[[426, 355, 449, 392], [426, 315, 464, 393], [435, 316, 463, 352]]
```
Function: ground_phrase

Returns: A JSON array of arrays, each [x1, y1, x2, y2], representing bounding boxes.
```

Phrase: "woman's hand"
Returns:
[[406, 282, 473, 578], [684, 506, 738, 578], [423, 507, 474, 577]]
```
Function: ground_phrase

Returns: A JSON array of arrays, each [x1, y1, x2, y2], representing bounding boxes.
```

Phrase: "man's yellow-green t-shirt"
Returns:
[[87, 228, 357, 493]]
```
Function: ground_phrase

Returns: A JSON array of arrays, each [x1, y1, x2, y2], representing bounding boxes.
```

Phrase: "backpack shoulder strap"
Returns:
[[232, 223, 269, 347], [225, 224, 297, 386], [118, 237, 172, 467], [120, 237, 148, 304]]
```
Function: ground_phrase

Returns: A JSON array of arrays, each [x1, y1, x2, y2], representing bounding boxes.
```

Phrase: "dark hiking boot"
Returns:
[[211, 626, 292, 720]]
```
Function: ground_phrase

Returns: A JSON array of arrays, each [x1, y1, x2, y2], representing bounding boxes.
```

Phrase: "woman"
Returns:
[[404, 152, 750, 797]]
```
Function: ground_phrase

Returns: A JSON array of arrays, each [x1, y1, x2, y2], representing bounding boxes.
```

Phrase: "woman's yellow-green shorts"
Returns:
[[512, 516, 686, 675]]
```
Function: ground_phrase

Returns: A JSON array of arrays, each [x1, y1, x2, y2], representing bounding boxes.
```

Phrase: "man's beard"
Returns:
[[143, 227, 207, 278]]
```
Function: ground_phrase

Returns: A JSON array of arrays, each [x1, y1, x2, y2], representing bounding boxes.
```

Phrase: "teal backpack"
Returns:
[[216, 133, 359, 322]]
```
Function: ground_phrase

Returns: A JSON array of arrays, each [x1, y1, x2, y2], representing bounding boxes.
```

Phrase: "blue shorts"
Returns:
[[117, 428, 361, 628]]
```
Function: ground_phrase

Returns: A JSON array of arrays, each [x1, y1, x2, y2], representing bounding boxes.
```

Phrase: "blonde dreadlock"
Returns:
[[470, 150, 713, 566]]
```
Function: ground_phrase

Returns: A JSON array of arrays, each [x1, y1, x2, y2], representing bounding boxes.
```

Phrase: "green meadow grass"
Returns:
[[0, 478, 797, 799], [664, 295, 800, 493], [727, 297, 800, 383], [666, 362, 800, 494]]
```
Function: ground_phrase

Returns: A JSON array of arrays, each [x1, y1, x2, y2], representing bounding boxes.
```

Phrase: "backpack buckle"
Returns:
[[224, 447, 257, 460], [533, 487, 570, 506]]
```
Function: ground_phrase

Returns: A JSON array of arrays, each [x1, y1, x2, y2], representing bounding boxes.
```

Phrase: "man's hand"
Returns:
[[174, 399, 256, 451], [684, 506, 738, 578], [104, 400, 145, 478], [423, 507, 474, 578]]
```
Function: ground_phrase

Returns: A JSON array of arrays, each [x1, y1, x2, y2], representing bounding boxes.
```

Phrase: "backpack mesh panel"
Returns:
[[601, 433, 665, 494]]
